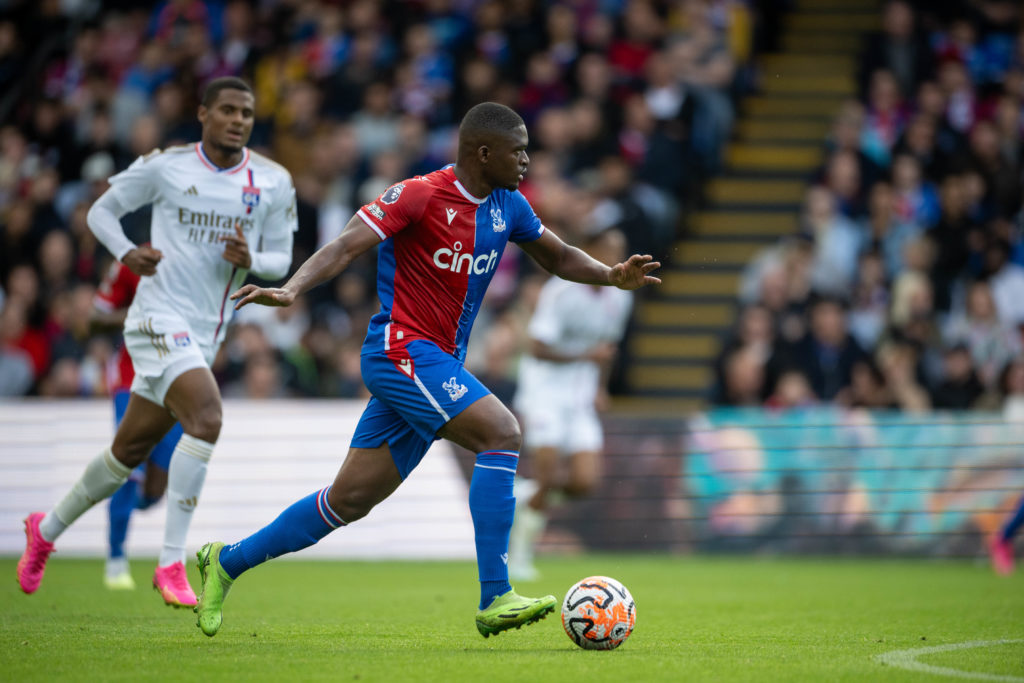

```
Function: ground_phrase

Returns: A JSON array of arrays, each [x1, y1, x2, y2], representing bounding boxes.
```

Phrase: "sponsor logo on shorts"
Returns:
[[367, 203, 385, 220], [380, 183, 405, 205], [173, 331, 191, 347], [442, 377, 468, 401]]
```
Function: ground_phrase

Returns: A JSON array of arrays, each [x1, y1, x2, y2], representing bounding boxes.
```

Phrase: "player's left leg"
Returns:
[[991, 494, 1024, 575], [152, 366, 222, 607], [438, 395, 557, 636], [195, 442, 403, 637]]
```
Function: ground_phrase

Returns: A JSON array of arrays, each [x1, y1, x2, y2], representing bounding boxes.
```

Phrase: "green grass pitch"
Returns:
[[2, 555, 1021, 682]]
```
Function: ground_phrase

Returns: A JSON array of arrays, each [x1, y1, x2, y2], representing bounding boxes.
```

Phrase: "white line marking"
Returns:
[[874, 639, 1024, 681]]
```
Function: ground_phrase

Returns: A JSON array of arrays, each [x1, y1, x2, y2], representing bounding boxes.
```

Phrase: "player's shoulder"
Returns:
[[248, 149, 293, 180], [384, 171, 445, 205], [123, 144, 192, 172]]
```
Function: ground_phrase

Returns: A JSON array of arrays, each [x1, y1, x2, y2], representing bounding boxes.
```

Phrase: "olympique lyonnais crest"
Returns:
[[242, 185, 260, 214], [490, 208, 506, 233], [173, 331, 191, 347]]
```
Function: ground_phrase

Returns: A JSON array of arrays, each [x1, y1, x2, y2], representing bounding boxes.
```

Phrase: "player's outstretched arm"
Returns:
[[231, 216, 380, 310], [519, 230, 661, 290]]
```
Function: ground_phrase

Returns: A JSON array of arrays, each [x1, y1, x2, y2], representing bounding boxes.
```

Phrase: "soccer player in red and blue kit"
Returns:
[[193, 102, 661, 638]]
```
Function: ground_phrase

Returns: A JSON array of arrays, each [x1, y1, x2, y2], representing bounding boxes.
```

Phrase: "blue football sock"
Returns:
[[107, 478, 137, 559], [219, 486, 345, 580], [469, 450, 519, 609], [1001, 495, 1024, 542]]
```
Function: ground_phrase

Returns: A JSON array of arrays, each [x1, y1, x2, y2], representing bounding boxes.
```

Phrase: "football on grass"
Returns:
[[561, 576, 636, 650]]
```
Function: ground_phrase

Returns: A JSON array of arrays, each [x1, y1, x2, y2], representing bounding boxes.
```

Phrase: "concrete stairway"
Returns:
[[619, 0, 879, 415]]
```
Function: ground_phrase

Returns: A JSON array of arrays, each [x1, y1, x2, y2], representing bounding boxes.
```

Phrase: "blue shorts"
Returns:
[[352, 339, 491, 479], [114, 390, 183, 471]]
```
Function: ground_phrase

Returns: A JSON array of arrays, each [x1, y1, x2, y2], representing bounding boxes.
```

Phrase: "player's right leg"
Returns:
[[18, 394, 176, 595], [195, 441, 402, 636]]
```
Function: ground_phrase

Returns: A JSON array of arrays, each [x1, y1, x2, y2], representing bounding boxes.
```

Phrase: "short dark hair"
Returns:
[[201, 77, 253, 108], [458, 102, 524, 142]]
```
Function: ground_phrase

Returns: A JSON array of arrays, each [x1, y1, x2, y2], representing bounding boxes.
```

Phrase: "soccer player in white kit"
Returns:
[[509, 228, 633, 581], [17, 77, 297, 607]]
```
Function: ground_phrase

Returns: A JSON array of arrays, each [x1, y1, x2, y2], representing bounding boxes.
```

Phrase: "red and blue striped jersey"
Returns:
[[356, 166, 544, 361]]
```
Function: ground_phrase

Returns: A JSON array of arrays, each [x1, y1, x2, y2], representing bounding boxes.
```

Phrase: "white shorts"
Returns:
[[519, 401, 604, 455], [123, 311, 216, 407]]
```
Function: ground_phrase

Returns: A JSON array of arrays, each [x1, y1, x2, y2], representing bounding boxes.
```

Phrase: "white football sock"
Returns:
[[106, 556, 130, 578], [40, 449, 132, 543], [159, 434, 213, 567]]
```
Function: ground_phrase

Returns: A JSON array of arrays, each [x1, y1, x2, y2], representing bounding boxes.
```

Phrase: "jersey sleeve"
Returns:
[[526, 278, 564, 345], [356, 180, 431, 240], [508, 190, 545, 244], [93, 260, 139, 312], [106, 151, 162, 212], [267, 172, 299, 237]]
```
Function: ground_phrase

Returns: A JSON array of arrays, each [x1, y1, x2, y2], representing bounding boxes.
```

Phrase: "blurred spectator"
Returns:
[[712, 303, 781, 404], [860, 68, 909, 168], [847, 250, 890, 351], [859, 0, 933, 98], [802, 185, 863, 295], [783, 296, 868, 402], [862, 179, 922, 278], [714, 345, 765, 407], [984, 239, 1024, 327], [930, 342, 985, 409], [1000, 357, 1024, 421], [875, 338, 931, 412], [944, 279, 1021, 387]]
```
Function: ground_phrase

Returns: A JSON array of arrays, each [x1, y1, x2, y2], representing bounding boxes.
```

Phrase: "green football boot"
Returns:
[[194, 542, 233, 637], [475, 589, 557, 638]]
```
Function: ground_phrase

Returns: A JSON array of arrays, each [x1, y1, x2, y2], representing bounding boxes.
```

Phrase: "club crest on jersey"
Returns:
[[173, 332, 191, 347], [241, 185, 260, 213], [442, 377, 467, 401], [381, 183, 405, 205], [490, 208, 506, 233]]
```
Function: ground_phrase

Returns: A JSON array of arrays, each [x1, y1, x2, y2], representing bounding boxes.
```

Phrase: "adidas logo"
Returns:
[[184, 185, 198, 196]]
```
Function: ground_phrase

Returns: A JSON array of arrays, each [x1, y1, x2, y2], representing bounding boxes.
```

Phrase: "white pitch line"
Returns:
[[874, 639, 1024, 681]]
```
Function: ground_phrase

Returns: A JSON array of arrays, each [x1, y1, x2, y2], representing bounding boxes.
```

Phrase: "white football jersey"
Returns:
[[515, 277, 632, 410], [108, 144, 298, 348]]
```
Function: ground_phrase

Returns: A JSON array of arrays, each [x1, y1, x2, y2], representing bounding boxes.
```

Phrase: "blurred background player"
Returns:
[[990, 495, 1024, 575], [509, 228, 633, 581], [91, 256, 184, 590], [17, 77, 297, 608]]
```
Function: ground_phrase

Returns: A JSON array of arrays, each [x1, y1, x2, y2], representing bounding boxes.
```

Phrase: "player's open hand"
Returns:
[[221, 222, 252, 269], [122, 246, 163, 276], [230, 284, 295, 310], [609, 254, 661, 290]]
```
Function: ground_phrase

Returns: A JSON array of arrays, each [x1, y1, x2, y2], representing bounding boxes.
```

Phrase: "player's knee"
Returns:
[[180, 405, 222, 443], [327, 486, 375, 523], [486, 413, 521, 453], [110, 443, 149, 468]]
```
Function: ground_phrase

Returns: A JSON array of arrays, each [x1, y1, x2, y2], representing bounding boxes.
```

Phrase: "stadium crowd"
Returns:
[[0, 0, 756, 400], [715, 0, 1024, 413]]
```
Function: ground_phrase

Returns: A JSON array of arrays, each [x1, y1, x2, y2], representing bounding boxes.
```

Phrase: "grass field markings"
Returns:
[[874, 639, 1024, 681]]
